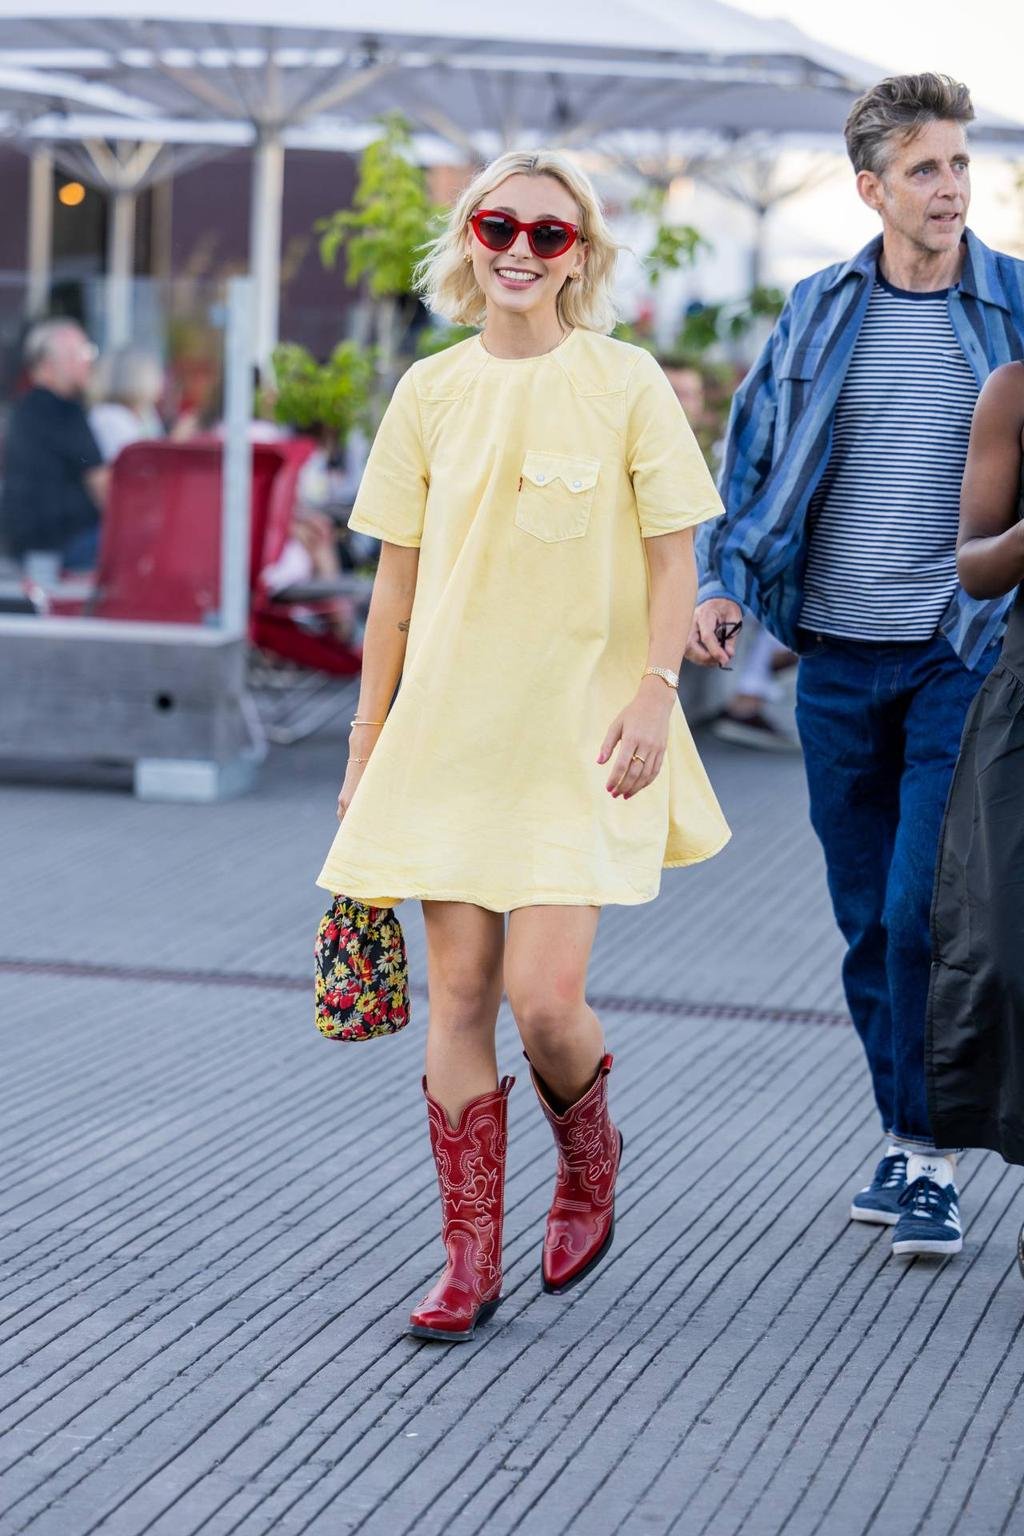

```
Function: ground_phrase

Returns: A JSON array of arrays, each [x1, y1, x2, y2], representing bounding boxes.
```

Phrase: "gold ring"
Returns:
[[631, 754, 646, 765]]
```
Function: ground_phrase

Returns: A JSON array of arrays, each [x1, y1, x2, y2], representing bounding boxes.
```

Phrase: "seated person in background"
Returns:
[[251, 379, 363, 642], [658, 357, 716, 463], [193, 369, 359, 643], [88, 348, 167, 462], [0, 319, 108, 572], [660, 358, 704, 416], [259, 452, 357, 644]]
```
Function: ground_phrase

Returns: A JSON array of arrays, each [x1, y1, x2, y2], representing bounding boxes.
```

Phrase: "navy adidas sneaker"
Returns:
[[850, 1148, 908, 1226], [892, 1155, 962, 1257]]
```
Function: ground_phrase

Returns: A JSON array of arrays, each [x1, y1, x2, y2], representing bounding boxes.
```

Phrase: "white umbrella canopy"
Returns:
[[4, 0, 1021, 357], [0, 57, 157, 116], [4, 0, 1009, 147], [0, 0, 881, 65]]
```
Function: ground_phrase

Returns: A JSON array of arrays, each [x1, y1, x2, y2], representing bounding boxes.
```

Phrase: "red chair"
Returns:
[[76, 436, 364, 741], [89, 439, 283, 624]]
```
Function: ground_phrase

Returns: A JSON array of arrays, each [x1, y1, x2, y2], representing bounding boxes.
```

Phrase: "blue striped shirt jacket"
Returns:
[[698, 229, 1024, 669]]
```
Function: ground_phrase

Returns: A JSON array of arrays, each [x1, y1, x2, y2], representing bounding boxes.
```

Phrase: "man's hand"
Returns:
[[685, 598, 743, 668]]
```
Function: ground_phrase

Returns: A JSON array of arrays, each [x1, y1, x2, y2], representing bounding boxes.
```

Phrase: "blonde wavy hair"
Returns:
[[416, 150, 620, 334]]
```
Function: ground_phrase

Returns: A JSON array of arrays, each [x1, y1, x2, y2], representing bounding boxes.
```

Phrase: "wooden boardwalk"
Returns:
[[1, 704, 1022, 1536]]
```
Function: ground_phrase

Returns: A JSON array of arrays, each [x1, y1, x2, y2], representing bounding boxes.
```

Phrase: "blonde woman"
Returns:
[[88, 348, 166, 461], [317, 150, 729, 1342]]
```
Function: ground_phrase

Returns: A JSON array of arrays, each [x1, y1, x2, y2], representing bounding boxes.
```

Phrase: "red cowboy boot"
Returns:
[[409, 1075, 514, 1342], [529, 1053, 622, 1294]]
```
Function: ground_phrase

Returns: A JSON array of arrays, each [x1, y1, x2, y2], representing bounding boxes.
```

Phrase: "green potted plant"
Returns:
[[316, 114, 443, 410], [269, 340, 373, 447]]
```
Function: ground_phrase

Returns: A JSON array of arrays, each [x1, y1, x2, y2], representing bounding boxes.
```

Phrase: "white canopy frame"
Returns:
[[26, 146, 52, 314], [39, 133, 219, 342], [691, 146, 844, 290]]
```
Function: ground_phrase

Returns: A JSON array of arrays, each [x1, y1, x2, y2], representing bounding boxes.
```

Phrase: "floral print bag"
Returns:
[[314, 895, 411, 1041]]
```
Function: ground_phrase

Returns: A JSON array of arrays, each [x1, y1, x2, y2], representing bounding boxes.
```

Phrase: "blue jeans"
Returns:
[[61, 525, 100, 572], [795, 632, 996, 1150]]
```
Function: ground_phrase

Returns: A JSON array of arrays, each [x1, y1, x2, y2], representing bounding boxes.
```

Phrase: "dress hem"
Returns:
[[315, 831, 731, 913], [663, 830, 731, 869]]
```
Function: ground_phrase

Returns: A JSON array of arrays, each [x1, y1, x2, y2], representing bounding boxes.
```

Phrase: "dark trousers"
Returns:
[[795, 631, 995, 1148]]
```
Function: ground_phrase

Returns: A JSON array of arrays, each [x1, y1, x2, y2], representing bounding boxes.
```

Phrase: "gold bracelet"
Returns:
[[350, 718, 384, 727]]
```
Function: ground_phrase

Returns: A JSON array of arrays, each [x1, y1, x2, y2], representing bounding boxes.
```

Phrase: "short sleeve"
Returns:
[[625, 351, 724, 537], [347, 370, 428, 548]]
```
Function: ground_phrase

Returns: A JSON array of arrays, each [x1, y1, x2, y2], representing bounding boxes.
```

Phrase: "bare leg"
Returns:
[[504, 906, 604, 1107], [422, 901, 506, 1124], [412, 901, 509, 1342], [506, 906, 619, 1293]]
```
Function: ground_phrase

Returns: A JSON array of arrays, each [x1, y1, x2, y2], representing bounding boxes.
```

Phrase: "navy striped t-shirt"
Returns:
[[802, 275, 979, 642]]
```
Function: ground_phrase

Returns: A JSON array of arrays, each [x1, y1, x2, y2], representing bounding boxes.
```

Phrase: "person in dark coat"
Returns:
[[0, 319, 108, 571], [928, 363, 1024, 1242]]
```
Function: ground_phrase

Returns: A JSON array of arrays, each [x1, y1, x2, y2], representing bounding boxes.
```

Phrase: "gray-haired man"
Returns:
[[1, 319, 108, 571], [688, 75, 1024, 1256]]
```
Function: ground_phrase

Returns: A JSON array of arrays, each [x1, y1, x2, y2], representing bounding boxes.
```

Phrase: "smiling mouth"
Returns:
[[495, 267, 541, 285], [929, 212, 961, 223]]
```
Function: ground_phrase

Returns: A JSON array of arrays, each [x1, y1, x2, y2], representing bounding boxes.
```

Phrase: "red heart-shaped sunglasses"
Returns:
[[470, 209, 580, 261]]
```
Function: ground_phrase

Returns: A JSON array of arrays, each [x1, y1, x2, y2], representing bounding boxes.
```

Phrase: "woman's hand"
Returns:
[[598, 679, 675, 800], [337, 722, 383, 820], [336, 760, 368, 821]]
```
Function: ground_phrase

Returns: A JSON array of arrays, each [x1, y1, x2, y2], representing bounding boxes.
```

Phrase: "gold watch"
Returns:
[[643, 666, 680, 691]]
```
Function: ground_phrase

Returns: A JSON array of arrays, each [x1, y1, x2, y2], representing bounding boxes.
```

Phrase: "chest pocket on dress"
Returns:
[[515, 451, 600, 543]]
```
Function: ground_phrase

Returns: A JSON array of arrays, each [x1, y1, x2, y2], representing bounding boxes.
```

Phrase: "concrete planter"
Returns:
[[0, 617, 264, 800]]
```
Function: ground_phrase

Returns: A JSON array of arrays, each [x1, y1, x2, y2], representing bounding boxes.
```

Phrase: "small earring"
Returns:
[[464, 252, 472, 264]]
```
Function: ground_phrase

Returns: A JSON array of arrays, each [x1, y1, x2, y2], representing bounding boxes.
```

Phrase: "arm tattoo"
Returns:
[[397, 619, 410, 633]]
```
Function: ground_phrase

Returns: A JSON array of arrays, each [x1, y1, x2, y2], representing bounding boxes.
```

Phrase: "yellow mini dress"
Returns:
[[317, 329, 730, 911]]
